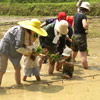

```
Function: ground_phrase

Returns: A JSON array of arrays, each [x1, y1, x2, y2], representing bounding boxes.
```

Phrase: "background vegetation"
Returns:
[[0, 0, 100, 16], [0, 0, 100, 3], [0, 2, 100, 16], [0, 0, 100, 38]]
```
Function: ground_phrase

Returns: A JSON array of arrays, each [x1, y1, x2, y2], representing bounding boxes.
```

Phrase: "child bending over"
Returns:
[[61, 47, 74, 79]]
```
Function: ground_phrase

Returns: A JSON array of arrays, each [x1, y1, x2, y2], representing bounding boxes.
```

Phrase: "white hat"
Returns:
[[62, 47, 72, 56], [80, 2, 90, 11], [55, 20, 68, 35]]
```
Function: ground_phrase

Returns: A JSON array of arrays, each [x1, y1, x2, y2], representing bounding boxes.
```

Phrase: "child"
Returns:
[[22, 34, 44, 81], [62, 47, 74, 79], [23, 54, 41, 81]]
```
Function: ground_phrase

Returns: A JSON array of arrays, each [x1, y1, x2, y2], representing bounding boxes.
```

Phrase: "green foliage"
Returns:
[[50, 54, 61, 62], [46, 52, 61, 63], [35, 46, 43, 54], [0, 3, 76, 16], [0, 2, 100, 16], [31, 45, 43, 56], [0, 0, 9, 2], [1, 0, 100, 3], [32, 33, 38, 38]]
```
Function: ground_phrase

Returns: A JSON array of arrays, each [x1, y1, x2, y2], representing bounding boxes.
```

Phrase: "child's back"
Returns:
[[23, 55, 41, 81]]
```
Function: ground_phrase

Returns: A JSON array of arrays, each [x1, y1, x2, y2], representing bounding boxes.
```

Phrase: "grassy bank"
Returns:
[[0, 0, 100, 3], [0, 2, 100, 16]]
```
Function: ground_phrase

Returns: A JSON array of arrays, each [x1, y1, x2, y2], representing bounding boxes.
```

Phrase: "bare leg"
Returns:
[[22, 75, 27, 81], [72, 51, 78, 62], [35, 76, 41, 81], [56, 61, 62, 71], [48, 59, 55, 74], [0, 54, 8, 87], [80, 51, 88, 69], [0, 72, 5, 87], [15, 68, 21, 85], [39, 58, 43, 71]]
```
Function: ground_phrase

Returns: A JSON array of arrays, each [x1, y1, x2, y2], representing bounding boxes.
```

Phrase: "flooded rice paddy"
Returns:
[[0, 16, 100, 100]]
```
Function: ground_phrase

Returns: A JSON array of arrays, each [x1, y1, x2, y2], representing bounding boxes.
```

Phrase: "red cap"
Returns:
[[57, 12, 67, 21]]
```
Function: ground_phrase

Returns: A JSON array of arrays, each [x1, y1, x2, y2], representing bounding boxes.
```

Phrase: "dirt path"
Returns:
[[0, 16, 100, 25], [0, 16, 53, 25]]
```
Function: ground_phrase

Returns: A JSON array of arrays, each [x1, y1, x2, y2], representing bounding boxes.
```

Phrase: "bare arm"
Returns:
[[66, 37, 72, 43], [64, 61, 73, 67], [82, 19, 88, 30], [40, 22, 46, 28]]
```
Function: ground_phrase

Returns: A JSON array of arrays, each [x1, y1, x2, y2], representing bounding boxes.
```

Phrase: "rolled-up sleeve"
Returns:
[[15, 26, 25, 49]]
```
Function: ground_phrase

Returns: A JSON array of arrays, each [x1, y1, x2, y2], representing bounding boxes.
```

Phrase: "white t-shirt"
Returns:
[[23, 56, 40, 68]]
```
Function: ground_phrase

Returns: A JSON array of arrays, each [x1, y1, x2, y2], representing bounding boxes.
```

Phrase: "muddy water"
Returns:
[[0, 18, 100, 100]]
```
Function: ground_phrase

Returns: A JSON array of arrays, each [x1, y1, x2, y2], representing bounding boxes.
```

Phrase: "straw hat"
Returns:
[[80, 2, 90, 11], [18, 19, 48, 36], [62, 47, 72, 56], [55, 20, 68, 35]]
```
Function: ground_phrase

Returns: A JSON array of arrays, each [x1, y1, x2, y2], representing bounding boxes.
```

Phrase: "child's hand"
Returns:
[[85, 30, 88, 34], [65, 61, 73, 67], [39, 54, 46, 59]]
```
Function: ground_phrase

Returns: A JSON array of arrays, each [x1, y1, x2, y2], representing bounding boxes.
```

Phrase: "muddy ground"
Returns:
[[0, 16, 100, 100]]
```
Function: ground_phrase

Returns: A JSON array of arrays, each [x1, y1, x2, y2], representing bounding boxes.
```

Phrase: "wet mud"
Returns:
[[0, 16, 100, 100]]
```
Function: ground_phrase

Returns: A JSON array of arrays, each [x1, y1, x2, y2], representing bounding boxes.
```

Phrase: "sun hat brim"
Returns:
[[80, 2, 90, 11], [80, 6, 90, 11], [18, 20, 47, 37], [55, 20, 68, 35], [62, 53, 70, 57], [56, 28, 69, 35]]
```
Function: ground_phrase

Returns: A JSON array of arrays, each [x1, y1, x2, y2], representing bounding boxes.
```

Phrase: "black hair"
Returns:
[[30, 55, 35, 61], [32, 33, 38, 38], [80, 7, 89, 12], [26, 29, 32, 34]]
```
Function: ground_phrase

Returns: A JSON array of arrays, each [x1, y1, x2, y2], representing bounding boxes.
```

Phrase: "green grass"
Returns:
[[0, 0, 9, 3], [0, 0, 100, 3], [0, 2, 100, 16]]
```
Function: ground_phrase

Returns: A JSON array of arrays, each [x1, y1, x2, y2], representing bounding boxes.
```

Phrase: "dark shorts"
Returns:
[[72, 34, 87, 52], [63, 64, 74, 78], [46, 45, 57, 54]]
